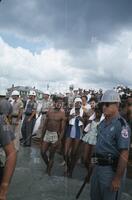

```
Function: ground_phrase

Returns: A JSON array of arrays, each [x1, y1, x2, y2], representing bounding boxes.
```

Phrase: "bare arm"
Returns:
[[41, 114, 49, 140], [28, 110, 36, 121], [59, 113, 66, 140], [0, 142, 16, 199], [17, 108, 23, 122], [111, 150, 129, 191]]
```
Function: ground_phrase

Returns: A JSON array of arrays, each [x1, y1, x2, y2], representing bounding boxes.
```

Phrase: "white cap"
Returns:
[[44, 91, 50, 95], [12, 90, 19, 96], [74, 88, 78, 91], [74, 97, 82, 103], [29, 90, 36, 96]]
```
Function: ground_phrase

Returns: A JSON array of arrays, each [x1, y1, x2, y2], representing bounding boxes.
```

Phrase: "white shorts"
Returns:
[[43, 130, 58, 144]]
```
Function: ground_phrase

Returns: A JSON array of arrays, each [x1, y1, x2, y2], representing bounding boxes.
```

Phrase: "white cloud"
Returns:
[[0, 37, 75, 91], [0, 30, 132, 93]]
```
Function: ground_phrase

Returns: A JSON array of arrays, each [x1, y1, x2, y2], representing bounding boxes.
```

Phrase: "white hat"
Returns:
[[74, 88, 78, 91], [12, 90, 19, 96], [44, 91, 50, 95], [29, 90, 36, 96], [74, 97, 82, 103]]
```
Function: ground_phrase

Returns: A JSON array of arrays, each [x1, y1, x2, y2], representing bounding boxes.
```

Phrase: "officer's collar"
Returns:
[[104, 113, 120, 126]]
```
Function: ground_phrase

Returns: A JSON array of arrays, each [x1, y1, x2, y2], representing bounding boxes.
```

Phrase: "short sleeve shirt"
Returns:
[[12, 99, 23, 116], [41, 99, 53, 112], [25, 100, 37, 114], [0, 99, 12, 115], [0, 116, 15, 147], [95, 115, 131, 158]]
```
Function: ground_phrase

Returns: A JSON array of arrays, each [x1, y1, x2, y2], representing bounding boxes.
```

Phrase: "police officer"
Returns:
[[21, 90, 37, 147], [11, 90, 23, 151], [0, 92, 16, 200], [90, 90, 131, 200], [37, 91, 53, 138]]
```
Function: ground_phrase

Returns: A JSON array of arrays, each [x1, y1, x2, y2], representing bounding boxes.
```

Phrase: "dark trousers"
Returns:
[[21, 116, 36, 146]]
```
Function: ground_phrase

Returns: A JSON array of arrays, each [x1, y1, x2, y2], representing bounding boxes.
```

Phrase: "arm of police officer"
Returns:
[[27, 102, 37, 122], [111, 150, 128, 192], [111, 122, 131, 192], [0, 142, 16, 200], [16, 101, 24, 125], [27, 110, 36, 122]]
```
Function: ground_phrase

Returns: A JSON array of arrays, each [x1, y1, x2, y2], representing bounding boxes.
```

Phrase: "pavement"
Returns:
[[8, 145, 132, 200]]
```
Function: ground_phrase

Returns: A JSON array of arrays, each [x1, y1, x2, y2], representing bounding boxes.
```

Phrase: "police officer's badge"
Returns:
[[121, 128, 128, 138]]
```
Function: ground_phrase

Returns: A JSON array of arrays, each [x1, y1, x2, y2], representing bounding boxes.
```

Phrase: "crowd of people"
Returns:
[[0, 85, 132, 200]]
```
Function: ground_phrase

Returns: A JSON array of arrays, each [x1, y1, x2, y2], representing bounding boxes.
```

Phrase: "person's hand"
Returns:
[[27, 118, 31, 122], [71, 114, 75, 118], [15, 121, 19, 125], [54, 140, 61, 148], [111, 176, 121, 192], [76, 116, 83, 122]]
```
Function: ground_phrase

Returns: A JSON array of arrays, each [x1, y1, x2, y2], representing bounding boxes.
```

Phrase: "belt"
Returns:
[[92, 154, 118, 166], [25, 113, 32, 116], [42, 111, 47, 115], [96, 158, 114, 166], [12, 115, 18, 118]]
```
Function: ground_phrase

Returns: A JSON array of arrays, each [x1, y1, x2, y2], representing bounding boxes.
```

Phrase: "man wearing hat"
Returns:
[[90, 90, 131, 200], [37, 91, 53, 138], [21, 91, 37, 147], [11, 90, 23, 151]]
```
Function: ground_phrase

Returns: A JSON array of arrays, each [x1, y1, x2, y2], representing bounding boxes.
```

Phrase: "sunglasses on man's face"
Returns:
[[102, 102, 116, 107]]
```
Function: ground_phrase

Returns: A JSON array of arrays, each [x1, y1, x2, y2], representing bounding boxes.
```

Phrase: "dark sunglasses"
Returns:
[[102, 102, 116, 107], [127, 103, 132, 106]]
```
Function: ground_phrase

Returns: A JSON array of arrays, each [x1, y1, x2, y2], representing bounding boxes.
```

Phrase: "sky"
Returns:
[[0, 0, 132, 93]]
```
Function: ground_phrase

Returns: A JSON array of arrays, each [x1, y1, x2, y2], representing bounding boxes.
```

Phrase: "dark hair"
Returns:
[[81, 95, 88, 101], [94, 105, 102, 115], [54, 97, 63, 103], [89, 97, 97, 103]]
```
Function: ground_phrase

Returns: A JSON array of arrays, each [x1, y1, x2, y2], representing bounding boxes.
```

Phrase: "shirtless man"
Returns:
[[41, 98, 65, 176]]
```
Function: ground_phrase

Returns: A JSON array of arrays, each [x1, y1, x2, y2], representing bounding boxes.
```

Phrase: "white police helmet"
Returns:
[[101, 90, 121, 103], [44, 91, 50, 95], [29, 90, 36, 96], [11, 90, 19, 96]]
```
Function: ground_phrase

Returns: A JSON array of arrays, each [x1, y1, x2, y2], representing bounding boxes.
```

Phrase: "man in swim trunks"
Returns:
[[41, 97, 65, 176]]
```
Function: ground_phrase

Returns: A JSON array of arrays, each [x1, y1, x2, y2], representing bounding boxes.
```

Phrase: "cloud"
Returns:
[[0, 0, 132, 49], [0, 1, 132, 91], [0, 37, 74, 91], [0, 30, 132, 92]]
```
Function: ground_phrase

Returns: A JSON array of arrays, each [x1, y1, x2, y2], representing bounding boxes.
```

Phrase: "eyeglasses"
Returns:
[[102, 102, 116, 107]]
